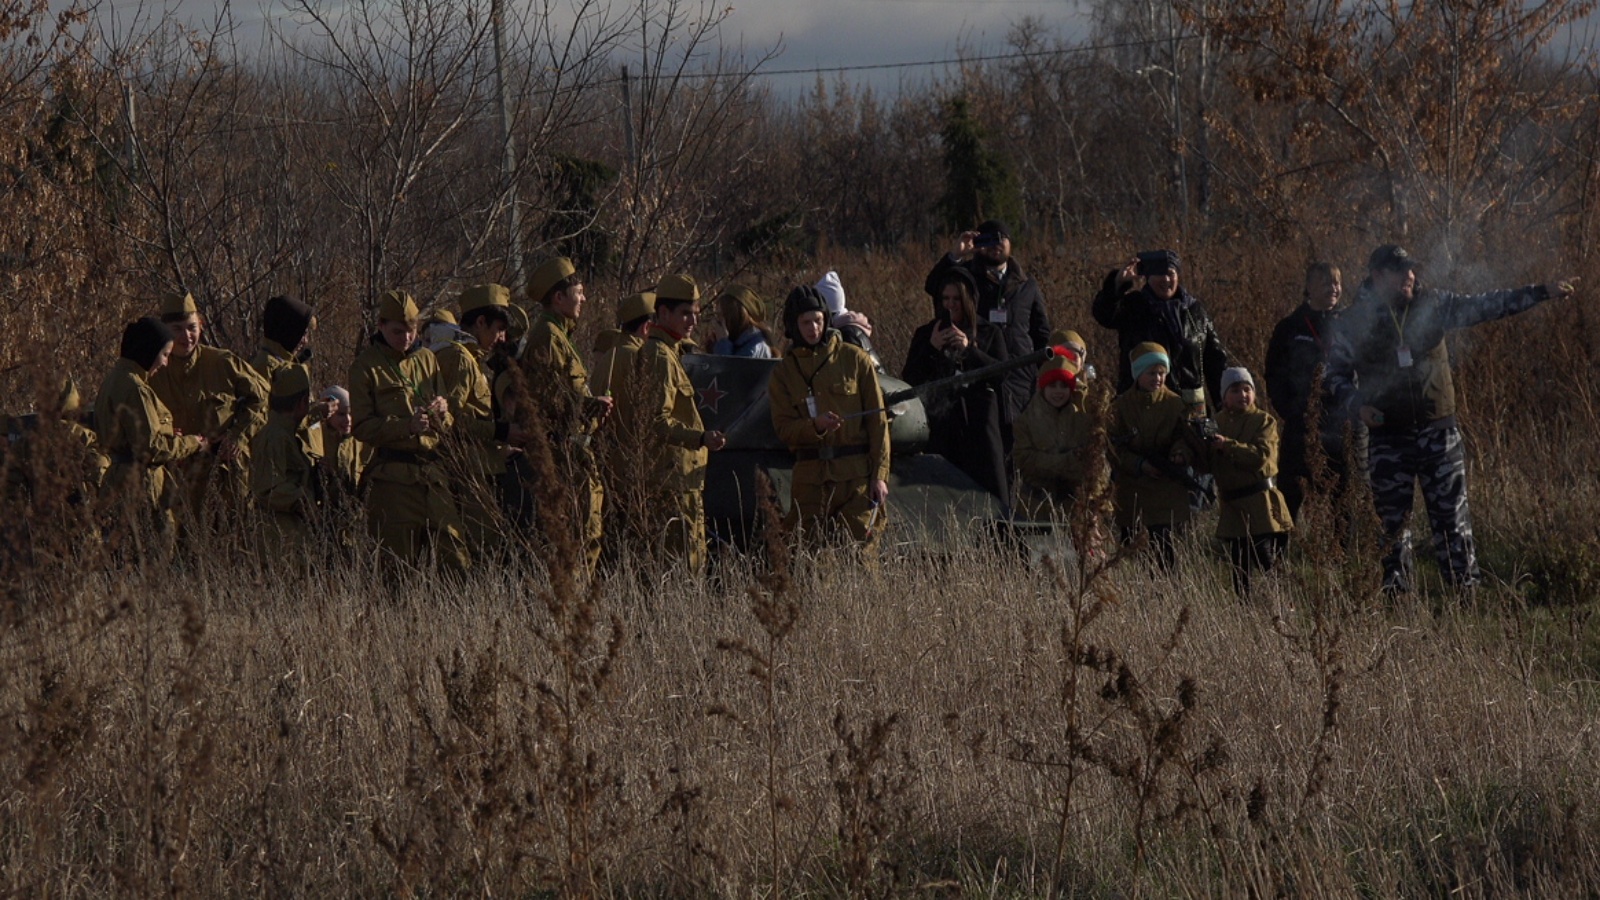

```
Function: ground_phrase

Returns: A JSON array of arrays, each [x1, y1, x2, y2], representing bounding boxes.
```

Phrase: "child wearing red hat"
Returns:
[[1013, 348, 1096, 520]]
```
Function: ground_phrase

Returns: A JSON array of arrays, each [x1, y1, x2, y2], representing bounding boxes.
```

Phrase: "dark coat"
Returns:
[[902, 318, 1010, 502], [1265, 302, 1345, 443], [925, 254, 1051, 422], [1091, 269, 1231, 405], [1325, 280, 1552, 431]]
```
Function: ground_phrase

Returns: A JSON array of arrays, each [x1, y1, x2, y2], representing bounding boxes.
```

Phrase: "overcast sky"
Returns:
[[124, 0, 1097, 98]]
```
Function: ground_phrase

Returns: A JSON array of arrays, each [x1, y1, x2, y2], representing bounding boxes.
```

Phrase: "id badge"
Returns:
[[1396, 346, 1414, 368], [989, 309, 1008, 325], [805, 393, 818, 418]]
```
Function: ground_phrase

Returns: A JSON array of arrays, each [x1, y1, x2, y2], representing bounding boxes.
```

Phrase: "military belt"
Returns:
[[374, 447, 440, 465], [795, 443, 868, 462], [1220, 478, 1274, 504]]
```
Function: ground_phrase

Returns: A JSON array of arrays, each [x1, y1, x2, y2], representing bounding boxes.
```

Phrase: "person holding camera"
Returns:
[[1092, 250, 1232, 412], [924, 220, 1052, 431], [903, 267, 1010, 503]]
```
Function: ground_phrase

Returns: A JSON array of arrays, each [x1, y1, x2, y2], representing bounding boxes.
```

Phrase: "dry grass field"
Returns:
[[4, 382, 1599, 897]]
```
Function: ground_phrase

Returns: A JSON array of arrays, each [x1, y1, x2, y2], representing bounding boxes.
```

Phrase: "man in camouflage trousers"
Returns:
[[1326, 245, 1574, 592]]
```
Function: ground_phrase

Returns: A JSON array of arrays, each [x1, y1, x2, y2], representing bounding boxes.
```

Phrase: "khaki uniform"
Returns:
[[252, 340, 324, 457], [148, 344, 269, 523], [1014, 392, 1097, 520], [523, 310, 606, 571], [769, 331, 890, 546], [435, 339, 507, 551], [1108, 386, 1195, 530], [349, 340, 470, 568], [1207, 407, 1293, 540], [94, 358, 205, 531], [631, 329, 709, 569], [251, 411, 315, 554], [590, 329, 643, 399]]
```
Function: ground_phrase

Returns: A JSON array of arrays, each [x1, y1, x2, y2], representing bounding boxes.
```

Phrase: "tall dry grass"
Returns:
[[2, 442, 1598, 896]]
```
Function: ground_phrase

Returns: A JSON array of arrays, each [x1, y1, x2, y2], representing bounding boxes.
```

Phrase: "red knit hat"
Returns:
[[1038, 350, 1081, 390]]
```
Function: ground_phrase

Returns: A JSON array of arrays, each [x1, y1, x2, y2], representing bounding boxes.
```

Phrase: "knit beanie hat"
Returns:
[[320, 385, 351, 410], [1038, 355, 1081, 391], [262, 295, 315, 350], [120, 317, 174, 371], [815, 271, 847, 316], [1129, 341, 1170, 381], [1220, 367, 1255, 396], [782, 284, 829, 344]]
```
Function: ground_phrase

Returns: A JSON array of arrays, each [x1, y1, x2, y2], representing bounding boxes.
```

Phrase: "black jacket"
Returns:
[[902, 318, 1010, 501], [925, 254, 1051, 422], [1091, 269, 1231, 405], [1264, 302, 1343, 441]]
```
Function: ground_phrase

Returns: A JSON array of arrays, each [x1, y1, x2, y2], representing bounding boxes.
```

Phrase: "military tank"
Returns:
[[684, 345, 1056, 549]]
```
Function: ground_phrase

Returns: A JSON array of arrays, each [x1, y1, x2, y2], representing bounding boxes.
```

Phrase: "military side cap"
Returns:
[[270, 364, 312, 399], [719, 284, 765, 322], [655, 273, 700, 304], [159, 291, 199, 318], [428, 306, 459, 326], [505, 303, 531, 342], [1050, 329, 1087, 355], [529, 258, 578, 305], [378, 290, 421, 323], [459, 283, 511, 310], [616, 291, 656, 326]]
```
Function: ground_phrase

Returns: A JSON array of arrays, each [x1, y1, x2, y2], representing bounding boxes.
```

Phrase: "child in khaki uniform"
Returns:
[[1013, 350, 1095, 519], [1201, 367, 1292, 593], [252, 366, 316, 555], [1108, 342, 1198, 569]]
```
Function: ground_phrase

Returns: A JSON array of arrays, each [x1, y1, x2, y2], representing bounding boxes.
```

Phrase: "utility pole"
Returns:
[[492, 0, 524, 293], [621, 65, 636, 176]]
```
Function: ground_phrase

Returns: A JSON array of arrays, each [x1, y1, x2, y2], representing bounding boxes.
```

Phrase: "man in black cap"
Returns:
[[1092, 249, 1233, 411], [925, 220, 1052, 432], [1326, 244, 1575, 593]]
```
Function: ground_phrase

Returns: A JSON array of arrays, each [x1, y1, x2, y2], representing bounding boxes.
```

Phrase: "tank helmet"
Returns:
[[782, 284, 829, 344]]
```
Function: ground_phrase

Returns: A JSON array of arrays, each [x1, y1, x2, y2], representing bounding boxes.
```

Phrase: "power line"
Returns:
[[699, 35, 1199, 79]]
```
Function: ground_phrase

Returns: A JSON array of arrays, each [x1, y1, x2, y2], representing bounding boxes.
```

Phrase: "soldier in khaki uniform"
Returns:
[[1201, 367, 1293, 593], [630, 275, 725, 570], [349, 290, 470, 569], [520, 259, 612, 572], [252, 365, 317, 555], [148, 292, 269, 530], [769, 285, 890, 548], [491, 302, 536, 527], [95, 317, 208, 543], [1108, 342, 1199, 569], [1014, 351, 1098, 520], [252, 295, 324, 458], [434, 284, 519, 553], [591, 291, 655, 399]]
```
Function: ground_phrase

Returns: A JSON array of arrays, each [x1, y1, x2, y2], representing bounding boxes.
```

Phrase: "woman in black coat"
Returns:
[[902, 268, 1011, 502]]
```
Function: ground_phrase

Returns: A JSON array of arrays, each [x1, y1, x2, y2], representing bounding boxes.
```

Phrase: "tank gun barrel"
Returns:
[[884, 345, 1056, 407]]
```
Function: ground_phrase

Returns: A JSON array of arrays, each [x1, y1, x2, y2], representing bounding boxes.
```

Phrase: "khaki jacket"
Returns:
[[1206, 406, 1292, 539], [1109, 386, 1194, 528], [148, 344, 268, 481], [251, 412, 314, 517], [251, 340, 324, 457], [632, 329, 707, 492], [435, 339, 506, 476], [349, 340, 453, 486], [590, 329, 642, 399], [524, 311, 603, 432], [95, 358, 204, 509], [769, 331, 890, 484], [1014, 392, 1096, 515]]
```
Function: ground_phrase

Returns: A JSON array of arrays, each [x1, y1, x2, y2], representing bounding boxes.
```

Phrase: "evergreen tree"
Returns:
[[937, 95, 1022, 232]]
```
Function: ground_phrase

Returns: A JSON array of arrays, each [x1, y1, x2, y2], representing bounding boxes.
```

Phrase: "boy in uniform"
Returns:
[[148, 291, 269, 529], [1014, 350, 1096, 520], [630, 275, 725, 570], [252, 365, 317, 555], [1201, 367, 1293, 594], [1108, 341, 1198, 569], [348, 290, 469, 569], [768, 285, 890, 549]]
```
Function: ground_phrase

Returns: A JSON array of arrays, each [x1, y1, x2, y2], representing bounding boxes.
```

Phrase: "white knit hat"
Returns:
[[1220, 367, 1255, 395], [815, 270, 847, 317]]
